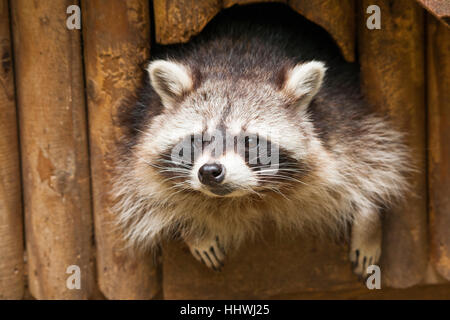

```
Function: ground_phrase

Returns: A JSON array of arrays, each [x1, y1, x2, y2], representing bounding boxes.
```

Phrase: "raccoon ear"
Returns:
[[147, 60, 194, 107], [283, 61, 326, 108]]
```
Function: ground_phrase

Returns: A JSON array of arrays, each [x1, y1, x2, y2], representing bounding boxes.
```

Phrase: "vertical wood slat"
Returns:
[[82, 0, 160, 299], [11, 0, 95, 299], [0, 0, 24, 300], [359, 0, 427, 288], [288, 0, 355, 62], [427, 15, 450, 281]]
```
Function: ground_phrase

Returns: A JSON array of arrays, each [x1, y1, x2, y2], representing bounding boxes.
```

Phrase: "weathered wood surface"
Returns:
[[82, 0, 160, 299], [153, 0, 222, 45], [276, 283, 450, 299], [359, 0, 428, 288], [153, 0, 355, 62], [427, 14, 450, 281], [163, 228, 363, 299], [0, 0, 24, 300], [288, 0, 355, 62], [10, 0, 95, 299]]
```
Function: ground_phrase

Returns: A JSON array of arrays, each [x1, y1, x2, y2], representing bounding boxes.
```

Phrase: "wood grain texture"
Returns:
[[359, 0, 427, 288], [0, 0, 24, 300], [275, 283, 450, 299], [288, 0, 355, 62], [427, 14, 450, 281], [153, 0, 354, 62], [163, 228, 363, 299], [10, 0, 95, 299], [153, 0, 222, 44], [82, 0, 160, 299]]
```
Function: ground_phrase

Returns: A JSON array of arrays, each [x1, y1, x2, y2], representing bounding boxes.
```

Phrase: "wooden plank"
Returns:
[[0, 0, 24, 300], [153, 0, 221, 45], [427, 14, 450, 281], [163, 228, 362, 299], [275, 283, 450, 299], [359, 0, 427, 288], [10, 0, 95, 299], [82, 0, 160, 299], [288, 0, 355, 62]]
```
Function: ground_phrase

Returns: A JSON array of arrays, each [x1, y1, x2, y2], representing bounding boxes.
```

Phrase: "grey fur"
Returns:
[[113, 4, 413, 276]]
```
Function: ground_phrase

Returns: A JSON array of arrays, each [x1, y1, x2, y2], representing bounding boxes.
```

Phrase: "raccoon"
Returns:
[[114, 4, 412, 276]]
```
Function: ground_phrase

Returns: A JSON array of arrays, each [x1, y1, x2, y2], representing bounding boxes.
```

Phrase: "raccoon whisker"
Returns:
[[257, 175, 308, 186], [158, 153, 194, 162], [134, 128, 148, 136], [138, 157, 190, 170], [251, 164, 302, 170], [140, 159, 191, 173], [158, 168, 191, 174], [256, 166, 305, 172], [257, 185, 291, 201], [166, 183, 197, 198], [159, 163, 192, 170], [139, 159, 171, 170], [155, 160, 192, 169], [257, 168, 305, 174], [157, 159, 193, 169], [258, 175, 305, 183], [159, 175, 190, 184], [238, 185, 264, 199], [164, 188, 188, 199], [256, 170, 304, 177], [164, 182, 191, 194]]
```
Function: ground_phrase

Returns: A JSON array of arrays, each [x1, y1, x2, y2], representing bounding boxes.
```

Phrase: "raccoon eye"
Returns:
[[192, 136, 203, 149], [247, 137, 256, 144], [245, 136, 258, 148]]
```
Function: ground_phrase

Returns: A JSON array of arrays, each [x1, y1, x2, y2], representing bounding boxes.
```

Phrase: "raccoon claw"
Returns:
[[187, 237, 226, 271], [350, 213, 382, 279], [349, 246, 380, 278]]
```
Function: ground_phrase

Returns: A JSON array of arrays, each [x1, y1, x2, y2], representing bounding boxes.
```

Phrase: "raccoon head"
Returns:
[[135, 59, 326, 198]]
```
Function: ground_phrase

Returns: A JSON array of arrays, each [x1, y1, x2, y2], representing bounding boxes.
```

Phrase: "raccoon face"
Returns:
[[136, 59, 325, 198]]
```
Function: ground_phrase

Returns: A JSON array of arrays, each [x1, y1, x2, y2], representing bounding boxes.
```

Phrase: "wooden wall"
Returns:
[[0, 0, 24, 300], [0, 0, 448, 299]]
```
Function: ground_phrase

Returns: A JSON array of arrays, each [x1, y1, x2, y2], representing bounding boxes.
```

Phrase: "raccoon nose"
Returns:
[[198, 163, 225, 186]]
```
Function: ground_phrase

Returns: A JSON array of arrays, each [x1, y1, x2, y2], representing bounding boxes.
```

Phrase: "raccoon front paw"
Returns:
[[349, 240, 381, 278], [186, 236, 226, 271]]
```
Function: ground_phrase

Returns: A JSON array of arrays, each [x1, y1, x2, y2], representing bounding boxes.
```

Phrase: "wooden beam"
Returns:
[[82, 0, 160, 299], [153, 0, 222, 45], [163, 228, 362, 299], [0, 0, 24, 300], [359, 0, 427, 288], [427, 14, 450, 281], [10, 0, 95, 298]]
